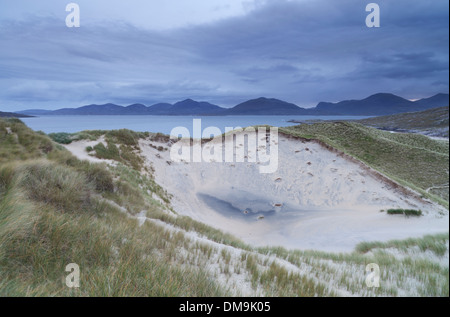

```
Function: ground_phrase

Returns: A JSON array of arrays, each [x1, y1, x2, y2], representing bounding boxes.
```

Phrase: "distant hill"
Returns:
[[225, 97, 305, 115], [312, 93, 449, 116], [15, 93, 449, 116], [20, 100, 225, 116], [51, 103, 126, 115], [124, 104, 149, 115], [168, 99, 225, 115], [16, 109, 53, 116], [0, 111, 33, 118], [413, 93, 449, 109], [147, 103, 173, 115], [358, 106, 449, 138]]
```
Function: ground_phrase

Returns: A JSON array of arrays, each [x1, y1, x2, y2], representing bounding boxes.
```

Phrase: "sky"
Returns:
[[0, 0, 448, 111]]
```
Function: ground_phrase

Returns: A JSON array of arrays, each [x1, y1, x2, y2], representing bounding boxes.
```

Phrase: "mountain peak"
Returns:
[[414, 93, 449, 109], [314, 92, 446, 115], [227, 97, 304, 115], [364, 93, 409, 102], [175, 98, 197, 104], [126, 103, 147, 108], [170, 99, 224, 115]]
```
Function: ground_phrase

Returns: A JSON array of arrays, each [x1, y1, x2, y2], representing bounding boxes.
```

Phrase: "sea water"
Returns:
[[21, 115, 370, 136]]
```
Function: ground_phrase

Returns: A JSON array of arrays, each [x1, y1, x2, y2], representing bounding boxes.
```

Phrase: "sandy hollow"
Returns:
[[139, 131, 448, 252], [64, 132, 449, 253]]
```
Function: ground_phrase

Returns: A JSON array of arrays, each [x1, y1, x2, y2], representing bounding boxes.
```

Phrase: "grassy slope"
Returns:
[[358, 106, 449, 137], [281, 122, 449, 207], [0, 118, 226, 296], [1, 118, 448, 297]]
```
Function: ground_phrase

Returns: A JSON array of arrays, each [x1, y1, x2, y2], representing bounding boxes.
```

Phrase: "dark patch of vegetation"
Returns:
[[49, 130, 107, 145], [48, 132, 74, 144], [148, 132, 171, 143], [387, 209, 423, 217], [93, 142, 120, 160], [149, 143, 168, 152]]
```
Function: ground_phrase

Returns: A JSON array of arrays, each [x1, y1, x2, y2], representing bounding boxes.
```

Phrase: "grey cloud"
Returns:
[[352, 52, 448, 80], [0, 0, 448, 111], [235, 64, 324, 84]]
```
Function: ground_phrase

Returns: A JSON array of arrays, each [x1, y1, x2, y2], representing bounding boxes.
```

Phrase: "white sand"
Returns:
[[63, 133, 448, 253], [60, 134, 449, 295], [138, 133, 448, 252]]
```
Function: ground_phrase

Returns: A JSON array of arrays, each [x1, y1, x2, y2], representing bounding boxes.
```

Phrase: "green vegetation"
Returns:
[[281, 122, 450, 207], [150, 213, 252, 251], [355, 233, 449, 256], [0, 118, 226, 296], [0, 187, 226, 296], [93, 142, 119, 160], [0, 118, 54, 165], [49, 129, 151, 146], [48, 132, 74, 144], [241, 252, 332, 296], [50, 129, 150, 171], [386, 209, 423, 217], [358, 106, 449, 138], [49, 130, 104, 144], [257, 232, 449, 297]]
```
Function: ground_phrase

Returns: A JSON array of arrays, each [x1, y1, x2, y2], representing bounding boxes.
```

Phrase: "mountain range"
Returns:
[[13, 93, 449, 117], [314, 93, 449, 116]]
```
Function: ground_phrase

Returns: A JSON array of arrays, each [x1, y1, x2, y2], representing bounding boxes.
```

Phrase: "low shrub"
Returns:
[[93, 142, 120, 160], [48, 132, 73, 145], [106, 129, 139, 146], [387, 209, 423, 217]]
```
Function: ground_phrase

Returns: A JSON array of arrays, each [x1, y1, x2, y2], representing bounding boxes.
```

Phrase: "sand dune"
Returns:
[[138, 133, 448, 252], [64, 133, 448, 252]]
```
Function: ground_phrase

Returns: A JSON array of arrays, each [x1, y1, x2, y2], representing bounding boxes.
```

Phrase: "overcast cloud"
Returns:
[[0, 0, 448, 111]]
